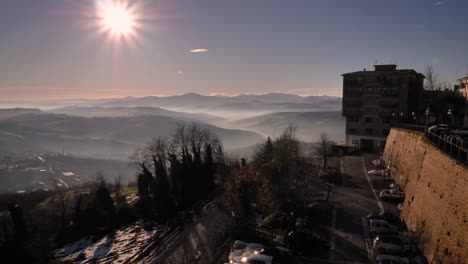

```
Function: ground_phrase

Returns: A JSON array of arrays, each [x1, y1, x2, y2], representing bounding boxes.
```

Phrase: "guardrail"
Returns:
[[392, 123, 468, 166], [424, 130, 468, 166], [392, 123, 426, 132]]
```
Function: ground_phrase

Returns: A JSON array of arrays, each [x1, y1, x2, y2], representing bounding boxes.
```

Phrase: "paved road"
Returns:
[[299, 154, 382, 264]]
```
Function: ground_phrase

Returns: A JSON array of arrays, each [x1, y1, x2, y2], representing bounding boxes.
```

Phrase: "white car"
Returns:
[[229, 241, 264, 263], [369, 219, 398, 236], [241, 254, 273, 263], [380, 189, 405, 201], [228, 241, 286, 264], [368, 169, 384, 176], [373, 234, 410, 254]]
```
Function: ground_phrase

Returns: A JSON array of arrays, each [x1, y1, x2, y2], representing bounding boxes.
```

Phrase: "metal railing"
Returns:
[[392, 123, 426, 132], [392, 123, 468, 166]]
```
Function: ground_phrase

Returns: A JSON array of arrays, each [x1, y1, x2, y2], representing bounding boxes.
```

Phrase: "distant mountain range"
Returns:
[[93, 93, 342, 118], [0, 93, 342, 119]]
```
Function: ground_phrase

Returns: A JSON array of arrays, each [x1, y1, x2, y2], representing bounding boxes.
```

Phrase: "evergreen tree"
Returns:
[[263, 137, 274, 162], [204, 143, 214, 192], [95, 181, 115, 222], [137, 165, 153, 198]]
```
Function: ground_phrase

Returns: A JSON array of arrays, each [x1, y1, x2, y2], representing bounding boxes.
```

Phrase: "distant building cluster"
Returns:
[[342, 65, 468, 151]]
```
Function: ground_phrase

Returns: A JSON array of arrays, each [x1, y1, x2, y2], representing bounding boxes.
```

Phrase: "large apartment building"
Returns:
[[455, 76, 468, 101], [454, 76, 468, 126], [342, 65, 425, 151]]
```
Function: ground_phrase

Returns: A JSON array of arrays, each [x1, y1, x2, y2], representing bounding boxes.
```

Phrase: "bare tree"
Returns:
[[315, 132, 333, 170], [129, 147, 149, 170], [424, 65, 440, 91], [147, 138, 168, 164]]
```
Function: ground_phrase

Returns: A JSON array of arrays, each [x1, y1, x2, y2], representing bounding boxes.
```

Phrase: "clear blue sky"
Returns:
[[1, 0, 467, 100]]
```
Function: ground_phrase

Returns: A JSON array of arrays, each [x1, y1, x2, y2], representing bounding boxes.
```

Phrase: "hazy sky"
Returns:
[[1, 0, 468, 100]]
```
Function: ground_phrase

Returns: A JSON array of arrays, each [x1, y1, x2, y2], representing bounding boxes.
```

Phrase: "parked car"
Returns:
[[229, 241, 264, 264], [372, 158, 386, 168], [368, 169, 384, 176], [241, 253, 273, 264], [380, 189, 405, 201], [373, 234, 410, 254], [257, 246, 292, 263], [228, 241, 292, 264], [375, 255, 428, 264], [319, 169, 341, 184], [375, 255, 408, 264], [384, 176, 394, 182], [287, 230, 330, 256], [369, 219, 398, 237], [367, 211, 400, 224]]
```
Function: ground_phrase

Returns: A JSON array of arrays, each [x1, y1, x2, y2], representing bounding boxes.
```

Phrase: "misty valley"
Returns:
[[0, 93, 343, 193]]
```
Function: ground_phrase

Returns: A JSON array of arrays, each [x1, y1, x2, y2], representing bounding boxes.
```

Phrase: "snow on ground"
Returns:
[[54, 223, 163, 263]]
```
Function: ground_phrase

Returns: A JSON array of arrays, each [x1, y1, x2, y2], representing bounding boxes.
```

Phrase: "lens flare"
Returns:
[[95, 0, 138, 38]]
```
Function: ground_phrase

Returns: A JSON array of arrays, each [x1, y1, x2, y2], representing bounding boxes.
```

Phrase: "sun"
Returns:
[[96, 0, 137, 37]]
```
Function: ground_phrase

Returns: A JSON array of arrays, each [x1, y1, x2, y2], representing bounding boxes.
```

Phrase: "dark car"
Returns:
[[286, 230, 330, 256], [367, 211, 400, 224]]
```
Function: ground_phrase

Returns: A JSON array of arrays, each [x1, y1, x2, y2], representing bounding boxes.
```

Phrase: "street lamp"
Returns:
[[448, 109, 453, 129], [425, 107, 430, 128], [400, 112, 404, 123], [411, 111, 416, 123]]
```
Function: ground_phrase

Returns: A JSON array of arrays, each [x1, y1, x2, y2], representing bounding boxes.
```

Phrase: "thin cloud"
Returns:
[[190, 48, 208, 53], [434, 0, 448, 6]]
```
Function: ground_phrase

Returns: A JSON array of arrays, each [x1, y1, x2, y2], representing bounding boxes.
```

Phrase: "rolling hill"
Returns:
[[0, 112, 264, 160], [232, 111, 345, 142]]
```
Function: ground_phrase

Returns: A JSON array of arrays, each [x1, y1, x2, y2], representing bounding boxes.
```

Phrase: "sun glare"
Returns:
[[96, 0, 137, 37]]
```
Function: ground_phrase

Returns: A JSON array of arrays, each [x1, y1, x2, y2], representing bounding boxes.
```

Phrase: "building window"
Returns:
[[365, 117, 374, 123], [383, 129, 390, 135], [352, 140, 359, 145], [348, 128, 359, 134], [365, 128, 373, 135]]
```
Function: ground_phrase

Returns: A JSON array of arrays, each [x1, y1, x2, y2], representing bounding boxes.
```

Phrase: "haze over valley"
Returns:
[[0, 93, 343, 192]]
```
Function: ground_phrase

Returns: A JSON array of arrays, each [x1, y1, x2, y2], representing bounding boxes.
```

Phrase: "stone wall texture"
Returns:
[[384, 128, 468, 264]]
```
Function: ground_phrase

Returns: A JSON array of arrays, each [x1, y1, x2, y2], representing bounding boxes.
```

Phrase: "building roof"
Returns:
[[457, 76, 468, 81], [342, 69, 424, 77]]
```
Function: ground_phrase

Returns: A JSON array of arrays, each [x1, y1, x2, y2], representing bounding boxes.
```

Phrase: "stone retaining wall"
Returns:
[[384, 128, 467, 263]]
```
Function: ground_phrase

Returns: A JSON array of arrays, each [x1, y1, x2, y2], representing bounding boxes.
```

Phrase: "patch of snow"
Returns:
[[53, 223, 164, 263]]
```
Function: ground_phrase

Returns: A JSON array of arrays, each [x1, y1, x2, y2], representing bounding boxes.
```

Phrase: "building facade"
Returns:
[[454, 76, 468, 100], [342, 65, 424, 151], [454, 77, 468, 126]]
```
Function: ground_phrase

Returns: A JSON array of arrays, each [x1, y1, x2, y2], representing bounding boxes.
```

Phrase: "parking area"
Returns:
[[299, 154, 408, 264], [225, 153, 425, 264]]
